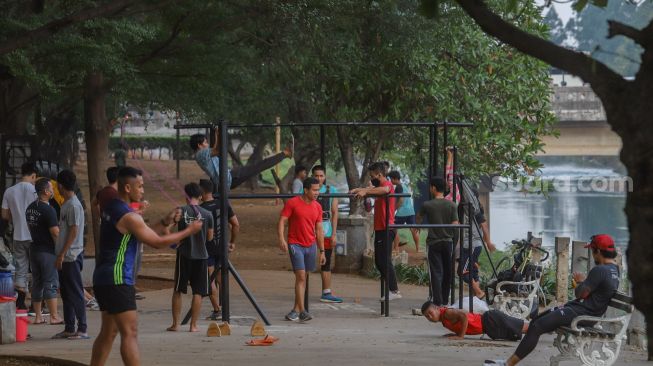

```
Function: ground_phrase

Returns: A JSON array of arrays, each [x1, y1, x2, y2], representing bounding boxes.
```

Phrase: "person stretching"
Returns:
[[278, 177, 326, 322], [191, 127, 293, 192], [484, 234, 620, 366], [421, 301, 527, 341]]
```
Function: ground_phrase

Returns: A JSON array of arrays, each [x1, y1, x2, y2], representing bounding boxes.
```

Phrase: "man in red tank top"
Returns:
[[421, 301, 528, 341]]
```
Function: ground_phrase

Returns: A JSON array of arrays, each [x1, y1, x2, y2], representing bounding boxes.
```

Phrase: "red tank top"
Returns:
[[440, 307, 483, 335]]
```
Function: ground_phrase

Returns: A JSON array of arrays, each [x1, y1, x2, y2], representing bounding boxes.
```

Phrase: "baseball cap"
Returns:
[[585, 234, 615, 252]]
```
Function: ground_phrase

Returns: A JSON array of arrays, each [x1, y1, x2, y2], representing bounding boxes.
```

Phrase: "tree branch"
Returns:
[[607, 20, 648, 47], [0, 0, 140, 56], [452, 0, 626, 97]]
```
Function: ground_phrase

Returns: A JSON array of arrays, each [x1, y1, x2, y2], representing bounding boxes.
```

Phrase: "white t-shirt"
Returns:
[[1, 181, 37, 241]]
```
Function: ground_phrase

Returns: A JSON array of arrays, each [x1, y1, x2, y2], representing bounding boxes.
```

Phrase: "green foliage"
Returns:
[[364, 262, 430, 286]]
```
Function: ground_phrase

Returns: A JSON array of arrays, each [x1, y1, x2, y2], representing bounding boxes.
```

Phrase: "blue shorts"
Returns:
[[288, 244, 317, 272], [395, 215, 416, 225]]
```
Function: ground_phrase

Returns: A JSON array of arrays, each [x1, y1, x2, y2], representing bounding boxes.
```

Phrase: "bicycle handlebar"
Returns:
[[510, 239, 550, 262]]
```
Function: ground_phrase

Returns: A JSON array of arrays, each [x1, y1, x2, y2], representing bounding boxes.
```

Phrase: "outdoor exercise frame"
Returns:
[[174, 120, 478, 322]]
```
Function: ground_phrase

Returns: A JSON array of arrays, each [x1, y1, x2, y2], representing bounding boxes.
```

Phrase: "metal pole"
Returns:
[[320, 125, 326, 167], [228, 261, 271, 325], [450, 146, 457, 306], [219, 120, 230, 323], [384, 194, 390, 317], [428, 125, 434, 187], [175, 117, 180, 179], [458, 205, 464, 310], [434, 123, 439, 179], [442, 122, 448, 181], [468, 202, 474, 314]]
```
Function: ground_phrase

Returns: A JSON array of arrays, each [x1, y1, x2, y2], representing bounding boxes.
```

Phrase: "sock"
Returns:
[[323, 289, 331, 295]]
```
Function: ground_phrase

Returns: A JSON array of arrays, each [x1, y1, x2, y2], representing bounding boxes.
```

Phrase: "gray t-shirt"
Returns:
[[56, 196, 85, 262], [418, 198, 458, 245], [292, 178, 304, 194], [177, 205, 213, 260], [1, 182, 36, 241], [566, 263, 620, 317], [462, 209, 486, 249]]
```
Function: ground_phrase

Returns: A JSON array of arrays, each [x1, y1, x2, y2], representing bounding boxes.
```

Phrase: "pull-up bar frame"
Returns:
[[174, 120, 473, 320]]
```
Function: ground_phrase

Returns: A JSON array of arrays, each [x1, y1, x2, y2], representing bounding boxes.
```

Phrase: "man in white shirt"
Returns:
[[1, 162, 38, 309]]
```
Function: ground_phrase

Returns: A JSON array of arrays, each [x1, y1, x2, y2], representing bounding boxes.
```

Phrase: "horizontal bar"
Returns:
[[227, 193, 411, 199], [174, 122, 473, 129], [389, 224, 471, 229]]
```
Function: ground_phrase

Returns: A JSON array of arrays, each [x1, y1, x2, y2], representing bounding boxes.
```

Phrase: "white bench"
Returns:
[[550, 292, 633, 366], [492, 278, 540, 320]]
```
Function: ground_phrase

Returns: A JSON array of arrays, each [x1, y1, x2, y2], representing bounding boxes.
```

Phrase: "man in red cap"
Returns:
[[485, 234, 620, 366]]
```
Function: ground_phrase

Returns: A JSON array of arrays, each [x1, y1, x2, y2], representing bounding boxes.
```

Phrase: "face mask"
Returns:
[[371, 178, 381, 187]]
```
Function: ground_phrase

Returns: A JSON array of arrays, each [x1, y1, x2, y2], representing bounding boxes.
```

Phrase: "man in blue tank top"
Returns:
[[90, 167, 202, 366]]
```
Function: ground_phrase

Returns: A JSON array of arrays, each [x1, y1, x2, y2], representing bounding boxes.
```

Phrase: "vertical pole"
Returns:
[[458, 197, 464, 310], [442, 122, 448, 181], [451, 146, 457, 306], [468, 202, 474, 314], [175, 117, 180, 179], [434, 123, 439, 178], [428, 125, 434, 188], [320, 125, 326, 167], [428, 125, 435, 301], [219, 120, 230, 323], [384, 194, 390, 317], [275, 117, 281, 205], [555, 237, 570, 305], [305, 272, 309, 312]]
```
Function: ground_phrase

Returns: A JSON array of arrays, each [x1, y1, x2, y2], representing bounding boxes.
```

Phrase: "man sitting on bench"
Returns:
[[421, 302, 527, 341], [484, 234, 620, 366]]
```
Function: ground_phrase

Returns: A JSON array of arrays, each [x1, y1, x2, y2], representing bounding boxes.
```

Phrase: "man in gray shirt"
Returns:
[[52, 169, 87, 339], [291, 165, 307, 194], [1, 162, 37, 309], [168, 182, 213, 333]]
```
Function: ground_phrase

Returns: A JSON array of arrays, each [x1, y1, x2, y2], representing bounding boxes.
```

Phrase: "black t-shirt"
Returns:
[[565, 263, 620, 317], [200, 200, 235, 256], [25, 200, 58, 254]]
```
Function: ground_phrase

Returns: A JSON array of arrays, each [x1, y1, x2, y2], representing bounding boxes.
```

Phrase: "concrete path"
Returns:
[[0, 269, 647, 365]]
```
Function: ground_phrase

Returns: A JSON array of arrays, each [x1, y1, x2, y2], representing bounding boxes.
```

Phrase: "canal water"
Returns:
[[490, 164, 629, 250]]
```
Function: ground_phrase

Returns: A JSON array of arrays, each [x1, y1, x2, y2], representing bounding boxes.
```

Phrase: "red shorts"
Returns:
[[324, 237, 333, 250]]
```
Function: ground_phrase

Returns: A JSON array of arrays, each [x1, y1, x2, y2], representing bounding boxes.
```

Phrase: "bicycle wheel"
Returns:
[[494, 255, 513, 275]]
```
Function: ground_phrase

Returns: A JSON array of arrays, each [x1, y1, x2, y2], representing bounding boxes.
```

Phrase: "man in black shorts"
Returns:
[[90, 167, 202, 366], [421, 301, 527, 341], [168, 183, 213, 333], [199, 179, 239, 320], [485, 234, 620, 366]]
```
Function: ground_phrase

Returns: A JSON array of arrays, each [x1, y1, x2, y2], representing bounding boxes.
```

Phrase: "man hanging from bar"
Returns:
[[190, 127, 294, 193]]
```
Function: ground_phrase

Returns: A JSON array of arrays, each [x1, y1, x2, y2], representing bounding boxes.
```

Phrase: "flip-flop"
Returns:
[[398, 241, 408, 247], [32, 319, 46, 325], [246, 335, 279, 346], [50, 320, 64, 325], [52, 331, 76, 339]]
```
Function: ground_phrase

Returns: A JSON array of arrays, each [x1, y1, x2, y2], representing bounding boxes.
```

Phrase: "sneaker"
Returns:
[[320, 293, 343, 303], [285, 310, 299, 321], [67, 332, 90, 340], [380, 291, 402, 301], [206, 310, 221, 321], [483, 361, 507, 366], [134, 293, 146, 300], [86, 298, 100, 311], [299, 311, 312, 322]]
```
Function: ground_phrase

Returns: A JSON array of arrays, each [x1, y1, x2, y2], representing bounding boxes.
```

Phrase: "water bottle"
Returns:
[[0, 271, 14, 297]]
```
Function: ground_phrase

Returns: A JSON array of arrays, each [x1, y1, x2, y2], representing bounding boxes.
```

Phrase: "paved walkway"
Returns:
[[0, 269, 647, 365]]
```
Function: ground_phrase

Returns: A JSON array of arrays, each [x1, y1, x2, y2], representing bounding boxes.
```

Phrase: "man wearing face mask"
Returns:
[[350, 162, 400, 300]]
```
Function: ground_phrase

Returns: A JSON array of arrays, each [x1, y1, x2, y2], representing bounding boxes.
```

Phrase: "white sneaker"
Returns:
[[483, 360, 507, 366], [380, 291, 402, 301]]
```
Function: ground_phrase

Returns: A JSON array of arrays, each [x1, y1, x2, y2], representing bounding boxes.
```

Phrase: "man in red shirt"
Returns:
[[421, 301, 528, 341], [278, 177, 326, 322], [350, 162, 400, 300]]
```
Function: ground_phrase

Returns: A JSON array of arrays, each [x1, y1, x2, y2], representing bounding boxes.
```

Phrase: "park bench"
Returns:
[[550, 292, 633, 366], [492, 277, 540, 320]]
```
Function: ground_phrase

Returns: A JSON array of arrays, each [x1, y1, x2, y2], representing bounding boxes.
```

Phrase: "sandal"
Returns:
[[246, 335, 279, 346], [32, 319, 46, 325], [52, 331, 76, 339]]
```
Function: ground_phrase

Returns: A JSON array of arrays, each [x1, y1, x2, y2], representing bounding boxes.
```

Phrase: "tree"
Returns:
[[420, 0, 653, 358], [543, 7, 566, 45]]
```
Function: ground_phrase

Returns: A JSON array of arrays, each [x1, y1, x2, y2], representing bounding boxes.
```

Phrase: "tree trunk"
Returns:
[[84, 72, 109, 256]]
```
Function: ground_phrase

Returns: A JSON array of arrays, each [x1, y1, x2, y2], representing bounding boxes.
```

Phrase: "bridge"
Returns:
[[538, 84, 622, 156]]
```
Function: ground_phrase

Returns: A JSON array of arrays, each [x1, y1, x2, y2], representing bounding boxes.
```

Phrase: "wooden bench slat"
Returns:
[[609, 299, 633, 313], [612, 292, 632, 304]]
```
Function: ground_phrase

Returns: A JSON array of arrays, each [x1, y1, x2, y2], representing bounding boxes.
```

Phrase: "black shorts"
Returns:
[[207, 254, 224, 269], [93, 285, 136, 314], [321, 249, 333, 272], [174, 253, 209, 296], [481, 310, 524, 341]]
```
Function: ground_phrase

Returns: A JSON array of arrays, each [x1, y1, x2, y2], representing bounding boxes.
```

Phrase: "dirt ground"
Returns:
[[75, 158, 425, 282]]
